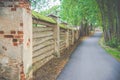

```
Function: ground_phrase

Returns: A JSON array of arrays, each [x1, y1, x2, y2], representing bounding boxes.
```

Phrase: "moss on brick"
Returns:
[[32, 11, 56, 24]]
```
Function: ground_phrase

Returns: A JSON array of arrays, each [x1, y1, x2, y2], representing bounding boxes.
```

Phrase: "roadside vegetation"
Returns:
[[99, 36, 120, 61]]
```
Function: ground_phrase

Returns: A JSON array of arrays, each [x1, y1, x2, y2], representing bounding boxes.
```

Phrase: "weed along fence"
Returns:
[[32, 11, 80, 72]]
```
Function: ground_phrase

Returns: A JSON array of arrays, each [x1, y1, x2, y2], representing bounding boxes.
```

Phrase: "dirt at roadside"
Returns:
[[33, 31, 94, 80], [33, 38, 82, 80]]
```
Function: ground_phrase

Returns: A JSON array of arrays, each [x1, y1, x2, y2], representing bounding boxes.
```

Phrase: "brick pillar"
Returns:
[[0, 1, 32, 80]]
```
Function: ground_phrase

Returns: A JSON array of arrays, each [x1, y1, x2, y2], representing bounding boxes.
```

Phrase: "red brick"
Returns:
[[28, 38, 30, 42], [19, 3, 24, 8], [15, 5, 19, 7], [19, 39, 24, 44], [18, 31, 24, 34], [27, 42, 29, 46], [20, 35, 23, 38], [13, 39, 18, 42], [14, 35, 21, 38], [11, 31, 16, 34], [4, 35, 13, 38], [20, 74, 25, 80], [20, 63, 24, 67], [11, 7, 16, 11], [20, 23, 23, 26], [13, 42, 18, 46], [0, 31, 4, 34]]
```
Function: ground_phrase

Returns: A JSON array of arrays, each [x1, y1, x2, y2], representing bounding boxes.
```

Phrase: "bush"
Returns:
[[117, 45, 120, 51], [106, 37, 118, 48]]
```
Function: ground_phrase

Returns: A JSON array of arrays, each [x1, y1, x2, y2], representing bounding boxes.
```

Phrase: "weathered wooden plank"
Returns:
[[60, 37, 65, 39], [33, 32, 53, 38], [33, 18, 56, 27], [60, 44, 66, 47], [33, 30, 53, 35], [60, 46, 66, 50], [33, 27, 53, 32], [60, 34, 66, 36], [60, 45, 66, 51], [60, 33, 65, 35], [60, 36, 65, 39], [33, 36, 53, 46], [33, 50, 54, 63], [33, 55, 54, 72], [33, 41, 54, 52], [60, 40, 65, 42], [60, 41, 66, 45], [60, 29, 66, 32], [33, 45, 54, 58]]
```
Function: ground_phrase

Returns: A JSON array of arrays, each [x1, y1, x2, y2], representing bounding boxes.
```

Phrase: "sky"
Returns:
[[41, 0, 60, 11], [49, 0, 60, 7], [33, 0, 60, 12]]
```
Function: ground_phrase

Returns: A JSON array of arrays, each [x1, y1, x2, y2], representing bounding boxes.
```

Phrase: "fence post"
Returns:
[[65, 29, 69, 48], [72, 30, 75, 45], [76, 30, 79, 40], [53, 23, 60, 57], [0, 1, 33, 80]]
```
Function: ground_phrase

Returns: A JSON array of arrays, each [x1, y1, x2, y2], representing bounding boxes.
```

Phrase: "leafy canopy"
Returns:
[[60, 0, 102, 26]]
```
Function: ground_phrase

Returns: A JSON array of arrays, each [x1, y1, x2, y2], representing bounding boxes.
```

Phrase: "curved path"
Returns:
[[57, 32, 120, 80]]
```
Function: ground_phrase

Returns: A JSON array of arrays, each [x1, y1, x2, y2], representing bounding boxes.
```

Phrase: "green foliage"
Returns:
[[30, 0, 120, 50], [60, 0, 102, 26], [40, 5, 59, 16], [106, 36, 120, 49], [106, 37, 118, 48], [96, 0, 120, 47], [118, 46, 120, 51], [32, 11, 56, 24], [99, 36, 120, 61], [30, 0, 49, 10], [30, 0, 58, 11]]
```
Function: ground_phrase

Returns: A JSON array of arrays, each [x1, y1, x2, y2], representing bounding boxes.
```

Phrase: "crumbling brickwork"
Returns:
[[0, 0, 32, 80], [0, 54, 19, 80]]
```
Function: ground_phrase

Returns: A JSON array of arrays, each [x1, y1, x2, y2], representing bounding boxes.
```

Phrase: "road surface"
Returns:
[[57, 32, 120, 80]]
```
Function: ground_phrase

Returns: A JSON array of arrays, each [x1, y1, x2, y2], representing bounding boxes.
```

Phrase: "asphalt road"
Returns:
[[57, 32, 120, 80]]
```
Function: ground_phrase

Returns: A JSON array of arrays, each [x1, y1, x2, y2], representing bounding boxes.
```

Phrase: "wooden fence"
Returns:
[[32, 11, 80, 72]]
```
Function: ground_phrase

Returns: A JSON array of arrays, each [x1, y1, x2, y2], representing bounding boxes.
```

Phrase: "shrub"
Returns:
[[106, 37, 118, 48]]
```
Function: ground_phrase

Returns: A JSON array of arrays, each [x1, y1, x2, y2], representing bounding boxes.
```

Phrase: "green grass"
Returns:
[[32, 11, 56, 24], [99, 36, 120, 61]]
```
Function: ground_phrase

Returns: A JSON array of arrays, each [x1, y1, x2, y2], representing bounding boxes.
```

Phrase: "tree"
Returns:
[[96, 0, 120, 48], [60, 0, 101, 26]]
